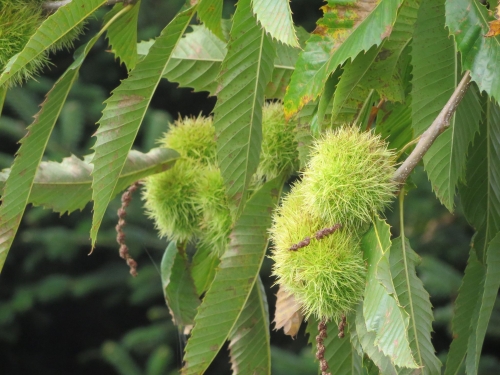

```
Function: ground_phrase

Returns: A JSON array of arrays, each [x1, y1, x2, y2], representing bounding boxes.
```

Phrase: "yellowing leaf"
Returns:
[[273, 285, 304, 337]]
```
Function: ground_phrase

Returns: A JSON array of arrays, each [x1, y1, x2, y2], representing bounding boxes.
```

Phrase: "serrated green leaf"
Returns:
[[252, 0, 298, 47], [161, 241, 200, 327], [446, 0, 500, 102], [104, 1, 141, 71], [191, 242, 219, 296], [228, 277, 270, 375], [138, 25, 302, 99], [0, 148, 178, 214], [445, 250, 485, 375], [364, 0, 420, 102], [0, 0, 106, 87], [465, 232, 500, 374], [212, 0, 276, 215], [91, 5, 197, 248], [181, 176, 283, 375], [294, 101, 317, 169], [411, 0, 456, 137], [423, 84, 482, 211], [390, 236, 442, 374], [307, 315, 362, 375], [459, 99, 500, 261], [0, 30, 105, 273], [353, 302, 398, 375], [331, 46, 380, 124], [197, 0, 224, 40], [375, 100, 413, 151], [310, 70, 339, 136], [361, 217, 417, 368], [284, 0, 404, 118]]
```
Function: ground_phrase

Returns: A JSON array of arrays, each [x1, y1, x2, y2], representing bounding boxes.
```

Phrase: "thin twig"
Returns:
[[42, 0, 130, 11], [337, 314, 346, 339], [289, 224, 342, 251], [316, 319, 331, 375], [116, 181, 141, 277], [393, 70, 472, 185]]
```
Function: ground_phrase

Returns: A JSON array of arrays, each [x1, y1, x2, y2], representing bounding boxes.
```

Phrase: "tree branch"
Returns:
[[392, 70, 472, 185], [42, 0, 129, 11]]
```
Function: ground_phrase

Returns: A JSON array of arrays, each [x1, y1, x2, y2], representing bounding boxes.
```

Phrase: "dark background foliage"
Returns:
[[0, 1, 498, 374]]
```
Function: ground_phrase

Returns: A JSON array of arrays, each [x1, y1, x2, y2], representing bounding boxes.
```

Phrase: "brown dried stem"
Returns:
[[116, 181, 140, 277], [289, 224, 342, 251], [316, 319, 331, 375]]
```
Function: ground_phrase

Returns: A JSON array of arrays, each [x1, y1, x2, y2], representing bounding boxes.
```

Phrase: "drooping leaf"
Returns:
[[104, 1, 141, 70], [445, 250, 485, 375], [446, 0, 500, 102], [228, 277, 271, 375], [310, 70, 339, 136], [0, 148, 178, 214], [161, 241, 200, 327], [273, 285, 303, 337], [190, 242, 219, 296], [363, 0, 420, 102], [197, 0, 224, 40], [212, 0, 276, 215], [459, 99, 500, 261], [0, 0, 107, 86], [0, 30, 105, 273], [138, 25, 303, 99], [352, 302, 398, 375], [307, 315, 362, 375], [465, 232, 500, 374], [284, 0, 404, 118], [411, 0, 456, 137], [423, 84, 482, 211], [252, 0, 298, 47], [182, 176, 283, 375], [390, 236, 442, 374], [295, 101, 317, 169], [361, 217, 417, 368], [331, 46, 380, 124], [91, 5, 197, 248]]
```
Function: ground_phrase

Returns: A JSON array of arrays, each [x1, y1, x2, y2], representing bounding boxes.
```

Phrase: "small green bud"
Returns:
[[302, 126, 396, 228], [255, 102, 299, 182], [142, 159, 202, 243], [158, 115, 216, 166], [270, 184, 366, 321], [195, 166, 232, 257]]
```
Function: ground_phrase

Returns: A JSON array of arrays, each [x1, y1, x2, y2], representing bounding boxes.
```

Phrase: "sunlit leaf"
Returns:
[[391, 237, 442, 374], [0, 0, 107, 86], [0, 148, 178, 214], [446, 0, 500, 101], [91, 5, 197, 248], [252, 0, 298, 47], [161, 241, 200, 327], [361, 217, 417, 368], [182, 176, 283, 375], [104, 1, 141, 70], [212, 0, 275, 215], [228, 277, 271, 375], [284, 0, 404, 118]]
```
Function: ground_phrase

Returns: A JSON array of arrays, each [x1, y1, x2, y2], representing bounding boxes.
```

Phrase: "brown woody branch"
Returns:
[[392, 70, 472, 185]]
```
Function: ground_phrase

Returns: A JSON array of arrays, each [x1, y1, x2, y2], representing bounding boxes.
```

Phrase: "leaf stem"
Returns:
[[393, 70, 472, 185]]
